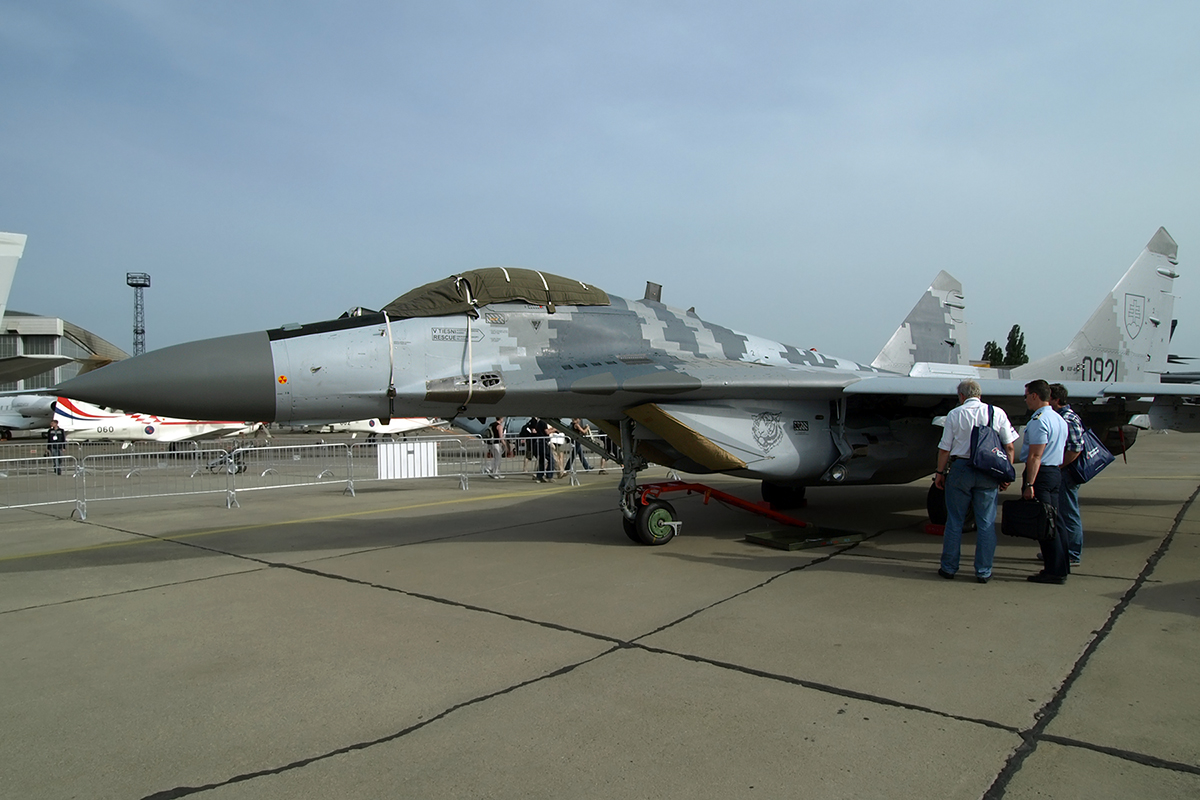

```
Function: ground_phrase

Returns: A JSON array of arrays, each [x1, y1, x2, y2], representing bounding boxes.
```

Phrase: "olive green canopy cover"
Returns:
[[383, 267, 610, 319]]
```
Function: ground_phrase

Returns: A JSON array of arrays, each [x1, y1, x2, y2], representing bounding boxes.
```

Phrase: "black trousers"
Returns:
[[1033, 466, 1069, 577]]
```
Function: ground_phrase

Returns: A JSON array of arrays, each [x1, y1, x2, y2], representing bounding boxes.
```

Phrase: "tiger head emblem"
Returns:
[[752, 412, 784, 452]]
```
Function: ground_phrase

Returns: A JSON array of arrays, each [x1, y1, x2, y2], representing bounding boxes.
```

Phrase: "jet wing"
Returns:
[[843, 375, 1198, 424], [528, 355, 867, 409], [0, 413, 40, 430], [0, 355, 74, 384], [844, 375, 1200, 400]]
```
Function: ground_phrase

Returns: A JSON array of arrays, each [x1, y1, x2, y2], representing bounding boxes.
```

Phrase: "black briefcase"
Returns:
[[1001, 498, 1057, 541]]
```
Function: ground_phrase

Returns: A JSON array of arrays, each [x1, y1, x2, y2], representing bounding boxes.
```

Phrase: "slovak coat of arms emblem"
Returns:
[[1124, 293, 1145, 339]]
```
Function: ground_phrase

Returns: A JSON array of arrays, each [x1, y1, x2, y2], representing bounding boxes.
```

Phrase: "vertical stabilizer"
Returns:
[[0, 232, 27, 324], [1015, 227, 1178, 384], [871, 270, 968, 373]]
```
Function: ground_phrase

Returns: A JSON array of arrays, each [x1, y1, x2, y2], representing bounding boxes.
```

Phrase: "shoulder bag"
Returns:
[[970, 405, 1016, 483], [1068, 428, 1115, 484]]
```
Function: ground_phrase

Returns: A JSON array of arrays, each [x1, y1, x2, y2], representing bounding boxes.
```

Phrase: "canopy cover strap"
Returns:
[[382, 267, 609, 320]]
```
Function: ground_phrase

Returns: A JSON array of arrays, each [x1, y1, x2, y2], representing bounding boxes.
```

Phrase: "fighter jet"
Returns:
[[57, 229, 1196, 544]]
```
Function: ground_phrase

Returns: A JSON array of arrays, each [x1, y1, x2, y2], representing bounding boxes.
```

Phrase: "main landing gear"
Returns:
[[926, 482, 947, 526], [924, 480, 976, 535], [761, 481, 806, 510]]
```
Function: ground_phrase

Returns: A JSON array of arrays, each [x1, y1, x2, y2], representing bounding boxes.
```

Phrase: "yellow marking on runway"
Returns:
[[1118, 476, 1200, 480], [0, 482, 603, 563]]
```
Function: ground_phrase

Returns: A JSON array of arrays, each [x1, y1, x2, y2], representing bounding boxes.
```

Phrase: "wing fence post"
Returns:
[[226, 448, 239, 508], [458, 440, 469, 490], [73, 455, 86, 520]]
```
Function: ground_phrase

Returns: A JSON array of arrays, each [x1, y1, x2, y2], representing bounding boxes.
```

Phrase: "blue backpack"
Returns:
[[970, 405, 1016, 483]]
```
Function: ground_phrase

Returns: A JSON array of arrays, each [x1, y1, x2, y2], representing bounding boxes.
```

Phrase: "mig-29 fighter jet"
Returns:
[[56, 228, 1196, 545]]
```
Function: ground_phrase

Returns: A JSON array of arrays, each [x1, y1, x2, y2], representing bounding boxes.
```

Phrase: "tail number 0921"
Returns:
[[1080, 356, 1117, 381]]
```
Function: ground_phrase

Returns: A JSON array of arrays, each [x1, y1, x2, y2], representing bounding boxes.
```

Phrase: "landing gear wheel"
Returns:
[[635, 499, 678, 546], [926, 483, 947, 526], [761, 481, 806, 510], [926, 483, 976, 530], [622, 515, 640, 543]]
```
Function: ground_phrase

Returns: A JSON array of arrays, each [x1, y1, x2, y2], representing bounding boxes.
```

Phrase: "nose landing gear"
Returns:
[[623, 498, 680, 545]]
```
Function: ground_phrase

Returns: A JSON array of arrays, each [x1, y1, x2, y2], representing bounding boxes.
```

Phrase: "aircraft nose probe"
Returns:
[[54, 331, 278, 422]]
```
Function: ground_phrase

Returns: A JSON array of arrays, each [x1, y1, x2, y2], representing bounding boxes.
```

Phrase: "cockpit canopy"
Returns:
[[383, 267, 610, 319]]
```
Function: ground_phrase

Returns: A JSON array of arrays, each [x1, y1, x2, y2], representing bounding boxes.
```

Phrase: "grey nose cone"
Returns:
[[55, 331, 277, 421]]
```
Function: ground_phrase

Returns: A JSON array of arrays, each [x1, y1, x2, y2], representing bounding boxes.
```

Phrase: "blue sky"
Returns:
[[2, 1, 1198, 365]]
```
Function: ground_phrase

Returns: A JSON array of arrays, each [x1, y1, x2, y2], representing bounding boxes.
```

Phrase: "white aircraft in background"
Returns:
[[54, 397, 257, 444], [0, 394, 57, 439], [289, 417, 442, 438]]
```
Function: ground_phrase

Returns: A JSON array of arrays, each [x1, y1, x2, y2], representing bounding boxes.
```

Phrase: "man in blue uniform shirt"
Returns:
[[933, 379, 1018, 583], [1021, 380, 1070, 584]]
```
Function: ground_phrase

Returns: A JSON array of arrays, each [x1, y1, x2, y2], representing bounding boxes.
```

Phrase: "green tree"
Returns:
[[1004, 324, 1028, 366], [981, 340, 1004, 366]]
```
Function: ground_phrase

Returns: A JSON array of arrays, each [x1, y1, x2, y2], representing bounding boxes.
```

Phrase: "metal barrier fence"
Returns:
[[349, 433, 616, 487], [0, 433, 617, 517], [228, 443, 354, 499], [0, 455, 80, 513], [0, 439, 202, 462], [464, 433, 615, 485], [77, 448, 233, 519]]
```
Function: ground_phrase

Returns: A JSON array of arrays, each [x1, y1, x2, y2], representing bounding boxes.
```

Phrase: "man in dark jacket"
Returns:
[[46, 419, 67, 475], [532, 417, 554, 482]]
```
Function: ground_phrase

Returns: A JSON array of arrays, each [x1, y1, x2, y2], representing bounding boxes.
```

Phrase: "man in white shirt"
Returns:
[[933, 379, 1018, 583]]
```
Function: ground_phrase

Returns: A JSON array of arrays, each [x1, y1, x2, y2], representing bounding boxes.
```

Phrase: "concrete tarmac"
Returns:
[[2, 433, 1198, 799]]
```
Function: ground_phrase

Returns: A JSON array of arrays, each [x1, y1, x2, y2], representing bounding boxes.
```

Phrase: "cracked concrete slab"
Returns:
[[1, 433, 1196, 798]]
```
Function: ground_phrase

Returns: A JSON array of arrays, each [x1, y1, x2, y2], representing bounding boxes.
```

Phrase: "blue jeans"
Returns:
[[1057, 473, 1082, 562], [941, 460, 1000, 578], [565, 441, 591, 471], [534, 439, 553, 480]]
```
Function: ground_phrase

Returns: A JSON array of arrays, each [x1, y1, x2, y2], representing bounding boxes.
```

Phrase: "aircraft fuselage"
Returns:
[[59, 295, 944, 485]]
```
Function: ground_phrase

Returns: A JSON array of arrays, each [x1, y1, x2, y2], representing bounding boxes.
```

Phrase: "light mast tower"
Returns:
[[126, 272, 150, 355]]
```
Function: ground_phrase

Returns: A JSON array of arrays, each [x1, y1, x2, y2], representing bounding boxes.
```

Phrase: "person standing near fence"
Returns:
[[519, 417, 538, 473], [532, 416, 555, 482], [46, 419, 67, 475], [565, 418, 593, 472], [485, 417, 505, 478]]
